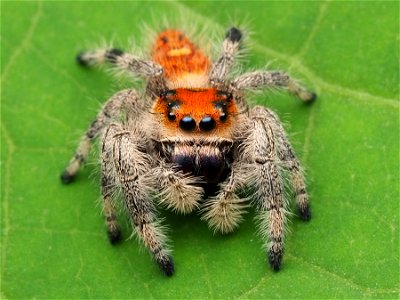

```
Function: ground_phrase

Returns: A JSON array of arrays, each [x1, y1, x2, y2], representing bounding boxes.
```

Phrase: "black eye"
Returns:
[[161, 36, 169, 43], [199, 116, 216, 131], [179, 116, 196, 131], [167, 111, 176, 121], [219, 112, 227, 122], [214, 101, 228, 122]]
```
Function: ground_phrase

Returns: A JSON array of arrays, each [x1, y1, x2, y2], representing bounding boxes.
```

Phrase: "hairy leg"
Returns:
[[100, 125, 121, 244], [243, 106, 288, 271], [60, 89, 140, 183], [77, 48, 163, 77], [108, 123, 174, 276], [261, 107, 311, 220], [201, 163, 249, 234], [209, 27, 243, 87], [232, 70, 316, 102], [153, 163, 204, 214]]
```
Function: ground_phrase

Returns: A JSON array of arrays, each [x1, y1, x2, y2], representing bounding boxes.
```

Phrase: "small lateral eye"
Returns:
[[219, 112, 227, 122], [214, 101, 228, 122], [167, 111, 176, 121], [161, 36, 169, 43]]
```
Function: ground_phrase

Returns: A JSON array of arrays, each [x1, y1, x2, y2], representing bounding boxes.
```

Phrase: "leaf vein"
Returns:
[[1, 1, 43, 81], [0, 122, 17, 287], [297, 0, 331, 58], [173, 0, 399, 107]]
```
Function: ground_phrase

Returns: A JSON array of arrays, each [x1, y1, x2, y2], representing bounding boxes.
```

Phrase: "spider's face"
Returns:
[[153, 88, 238, 139]]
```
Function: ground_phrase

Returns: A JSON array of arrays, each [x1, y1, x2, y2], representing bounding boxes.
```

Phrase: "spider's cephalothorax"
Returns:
[[154, 87, 238, 185], [61, 27, 316, 276]]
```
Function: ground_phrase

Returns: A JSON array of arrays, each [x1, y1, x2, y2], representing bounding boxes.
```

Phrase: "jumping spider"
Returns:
[[61, 27, 316, 276]]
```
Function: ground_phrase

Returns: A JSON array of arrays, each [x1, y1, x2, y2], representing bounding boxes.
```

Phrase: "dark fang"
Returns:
[[199, 116, 216, 131], [179, 116, 196, 131]]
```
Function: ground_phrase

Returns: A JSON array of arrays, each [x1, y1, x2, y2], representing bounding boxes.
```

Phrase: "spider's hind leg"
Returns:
[[209, 27, 243, 86]]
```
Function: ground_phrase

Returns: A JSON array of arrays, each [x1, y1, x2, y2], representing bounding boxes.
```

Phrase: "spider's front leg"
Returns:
[[245, 107, 288, 271], [201, 163, 249, 234], [60, 89, 140, 183], [153, 163, 204, 214], [103, 123, 174, 276]]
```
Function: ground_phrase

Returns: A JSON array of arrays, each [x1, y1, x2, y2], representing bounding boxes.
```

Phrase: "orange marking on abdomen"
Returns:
[[152, 30, 211, 82]]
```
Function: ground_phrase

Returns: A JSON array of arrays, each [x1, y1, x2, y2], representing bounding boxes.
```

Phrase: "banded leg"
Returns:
[[108, 124, 174, 276], [201, 164, 249, 234], [247, 106, 287, 271], [101, 126, 121, 244], [209, 27, 243, 86], [261, 107, 311, 220], [60, 89, 140, 183], [154, 163, 204, 214], [77, 48, 163, 77], [232, 71, 316, 102]]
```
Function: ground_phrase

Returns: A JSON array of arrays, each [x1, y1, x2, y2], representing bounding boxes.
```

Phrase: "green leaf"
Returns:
[[1, 1, 399, 298]]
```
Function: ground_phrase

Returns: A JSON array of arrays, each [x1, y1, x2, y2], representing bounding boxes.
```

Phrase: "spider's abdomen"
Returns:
[[152, 29, 210, 87]]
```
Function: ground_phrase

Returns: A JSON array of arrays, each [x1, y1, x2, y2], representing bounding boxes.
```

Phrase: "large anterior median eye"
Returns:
[[179, 116, 196, 131], [199, 116, 216, 131]]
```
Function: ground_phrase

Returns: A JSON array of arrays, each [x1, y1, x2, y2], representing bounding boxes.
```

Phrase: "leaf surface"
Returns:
[[1, 1, 399, 298]]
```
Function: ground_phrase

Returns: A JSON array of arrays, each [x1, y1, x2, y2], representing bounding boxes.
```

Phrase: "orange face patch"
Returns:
[[153, 88, 238, 136], [152, 30, 211, 81]]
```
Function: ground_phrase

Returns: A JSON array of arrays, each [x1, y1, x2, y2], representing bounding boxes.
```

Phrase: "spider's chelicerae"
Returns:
[[61, 27, 316, 276]]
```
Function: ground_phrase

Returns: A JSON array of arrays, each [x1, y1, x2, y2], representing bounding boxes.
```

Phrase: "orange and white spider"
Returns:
[[61, 27, 316, 276]]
